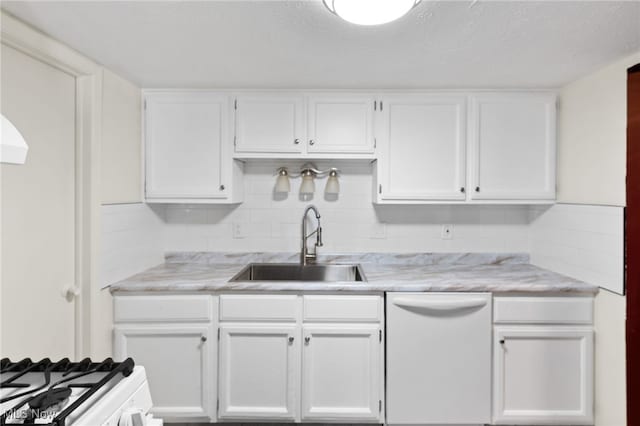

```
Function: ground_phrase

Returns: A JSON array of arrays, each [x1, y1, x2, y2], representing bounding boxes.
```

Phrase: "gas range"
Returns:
[[0, 358, 160, 426]]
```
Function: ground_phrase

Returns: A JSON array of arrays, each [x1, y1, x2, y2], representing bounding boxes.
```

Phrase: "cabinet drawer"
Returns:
[[220, 294, 299, 321], [494, 297, 593, 324], [303, 295, 381, 322], [114, 295, 214, 323]]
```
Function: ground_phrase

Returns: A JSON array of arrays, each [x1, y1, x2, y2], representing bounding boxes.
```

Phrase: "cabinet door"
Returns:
[[218, 324, 300, 420], [469, 93, 556, 200], [301, 324, 382, 421], [307, 94, 375, 154], [234, 94, 305, 154], [377, 95, 467, 201], [113, 324, 215, 421], [145, 92, 229, 199], [493, 326, 594, 425]]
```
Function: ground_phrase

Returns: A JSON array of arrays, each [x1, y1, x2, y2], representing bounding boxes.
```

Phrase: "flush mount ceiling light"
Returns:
[[322, 0, 422, 26]]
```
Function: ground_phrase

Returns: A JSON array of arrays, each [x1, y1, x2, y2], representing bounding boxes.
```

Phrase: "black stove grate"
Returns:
[[0, 357, 134, 426]]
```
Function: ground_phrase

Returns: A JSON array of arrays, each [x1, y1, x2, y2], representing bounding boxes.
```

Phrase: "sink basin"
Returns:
[[229, 263, 367, 282]]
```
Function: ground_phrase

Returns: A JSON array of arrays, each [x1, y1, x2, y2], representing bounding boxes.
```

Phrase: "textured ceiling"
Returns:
[[2, 0, 640, 88]]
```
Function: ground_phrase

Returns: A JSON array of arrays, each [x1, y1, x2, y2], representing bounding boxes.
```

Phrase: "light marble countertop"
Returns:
[[109, 252, 598, 294]]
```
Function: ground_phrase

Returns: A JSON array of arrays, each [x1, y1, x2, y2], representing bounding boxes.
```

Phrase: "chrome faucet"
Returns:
[[301, 205, 323, 265]]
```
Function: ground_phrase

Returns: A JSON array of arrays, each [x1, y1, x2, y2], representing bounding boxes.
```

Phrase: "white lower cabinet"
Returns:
[[301, 324, 382, 421], [493, 326, 594, 425], [113, 324, 216, 421], [113, 293, 594, 426], [218, 323, 300, 420], [216, 294, 384, 422], [492, 296, 594, 425], [113, 295, 218, 422]]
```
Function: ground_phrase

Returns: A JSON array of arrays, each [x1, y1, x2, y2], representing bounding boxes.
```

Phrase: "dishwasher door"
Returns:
[[386, 292, 492, 424]]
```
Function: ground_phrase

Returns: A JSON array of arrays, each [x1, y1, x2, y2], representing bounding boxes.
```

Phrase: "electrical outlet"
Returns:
[[441, 224, 453, 240], [233, 222, 246, 239]]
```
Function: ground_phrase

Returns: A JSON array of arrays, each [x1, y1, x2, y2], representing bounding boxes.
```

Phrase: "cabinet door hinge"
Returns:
[[374, 100, 377, 111], [144, 99, 147, 110], [217, 328, 220, 340], [379, 329, 382, 342], [380, 100, 383, 111], [233, 135, 237, 147], [374, 138, 377, 149], [217, 398, 219, 411], [378, 184, 382, 194], [379, 399, 382, 412], [234, 99, 237, 110]]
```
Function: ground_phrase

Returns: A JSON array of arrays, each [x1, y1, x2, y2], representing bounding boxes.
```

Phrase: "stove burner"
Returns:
[[0, 357, 134, 426], [28, 387, 72, 411]]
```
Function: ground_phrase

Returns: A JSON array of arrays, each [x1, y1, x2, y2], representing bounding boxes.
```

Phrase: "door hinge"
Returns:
[[374, 100, 377, 111], [217, 398, 219, 411], [374, 138, 377, 149], [379, 329, 382, 342], [217, 328, 220, 340], [233, 135, 237, 147], [234, 99, 237, 110], [379, 399, 382, 412], [378, 184, 382, 194], [380, 100, 383, 111]]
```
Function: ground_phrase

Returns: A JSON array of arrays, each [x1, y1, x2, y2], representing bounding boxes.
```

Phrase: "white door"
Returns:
[[218, 324, 300, 420], [234, 94, 305, 154], [307, 94, 375, 154], [469, 93, 556, 200], [493, 326, 594, 425], [145, 92, 229, 199], [0, 45, 77, 359], [377, 95, 467, 201], [301, 324, 381, 421], [113, 324, 215, 420], [386, 293, 492, 424]]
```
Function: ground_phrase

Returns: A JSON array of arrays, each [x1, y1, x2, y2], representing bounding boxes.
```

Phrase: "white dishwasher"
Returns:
[[386, 292, 492, 425]]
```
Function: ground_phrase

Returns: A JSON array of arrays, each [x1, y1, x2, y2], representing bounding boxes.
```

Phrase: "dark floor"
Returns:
[[167, 424, 381, 426]]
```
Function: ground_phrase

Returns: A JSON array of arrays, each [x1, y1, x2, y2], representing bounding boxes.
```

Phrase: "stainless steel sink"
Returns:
[[229, 263, 367, 282]]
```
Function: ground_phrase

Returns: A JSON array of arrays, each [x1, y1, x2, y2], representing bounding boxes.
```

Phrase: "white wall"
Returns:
[[93, 70, 145, 358], [101, 69, 142, 204], [160, 161, 531, 254], [549, 50, 640, 426]]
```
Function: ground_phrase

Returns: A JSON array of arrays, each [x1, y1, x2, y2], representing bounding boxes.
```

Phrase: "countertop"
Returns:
[[109, 252, 598, 294]]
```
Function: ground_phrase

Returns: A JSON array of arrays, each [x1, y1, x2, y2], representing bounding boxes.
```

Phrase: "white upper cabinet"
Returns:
[[234, 94, 305, 154], [375, 94, 467, 202], [144, 91, 242, 203], [233, 93, 375, 158], [306, 94, 375, 154], [469, 93, 556, 201]]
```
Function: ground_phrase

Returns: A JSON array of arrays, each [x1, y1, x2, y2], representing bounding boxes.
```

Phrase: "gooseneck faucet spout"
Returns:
[[301, 205, 322, 265]]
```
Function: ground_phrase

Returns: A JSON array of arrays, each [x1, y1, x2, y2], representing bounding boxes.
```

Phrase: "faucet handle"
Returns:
[[316, 227, 323, 247]]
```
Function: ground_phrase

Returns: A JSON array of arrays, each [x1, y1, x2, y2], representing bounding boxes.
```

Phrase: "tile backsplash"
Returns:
[[161, 161, 531, 253], [529, 203, 624, 294], [100, 203, 164, 288], [101, 164, 624, 294]]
